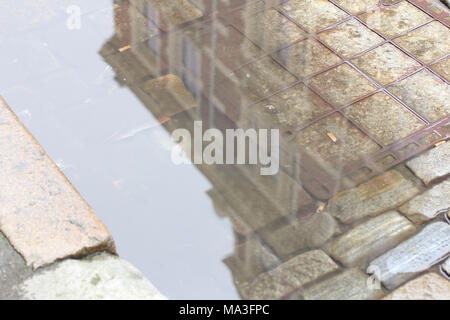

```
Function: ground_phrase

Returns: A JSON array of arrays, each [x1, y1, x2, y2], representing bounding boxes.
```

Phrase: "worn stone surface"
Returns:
[[394, 21, 450, 64], [383, 273, 450, 300], [0, 232, 33, 299], [388, 70, 450, 123], [318, 19, 384, 59], [369, 222, 450, 290], [18, 253, 166, 300], [406, 142, 450, 185], [344, 92, 425, 146], [273, 38, 342, 79], [431, 57, 450, 81], [295, 113, 381, 169], [399, 179, 450, 223], [302, 269, 383, 300], [0, 97, 115, 269], [328, 169, 421, 223], [279, 0, 348, 33], [261, 212, 340, 257], [360, 2, 431, 38], [235, 8, 306, 53], [333, 0, 379, 14], [309, 63, 377, 107], [327, 211, 416, 267], [239, 250, 338, 299], [351, 43, 420, 85], [253, 83, 333, 130]]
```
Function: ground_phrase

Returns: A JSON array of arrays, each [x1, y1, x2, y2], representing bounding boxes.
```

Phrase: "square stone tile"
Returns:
[[431, 58, 450, 81], [394, 21, 450, 64], [351, 43, 420, 85], [343, 92, 425, 145], [359, 1, 431, 38], [253, 83, 333, 129], [333, 0, 379, 14], [388, 70, 450, 123], [273, 38, 342, 78], [295, 113, 381, 168], [279, 0, 348, 33], [221, 56, 298, 107], [318, 18, 384, 58], [309, 63, 377, 107], [234, 8, 306, 53], [183, 25, 265, 71]]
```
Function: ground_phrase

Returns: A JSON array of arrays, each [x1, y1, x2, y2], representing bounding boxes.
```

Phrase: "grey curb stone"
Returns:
[[18, 253, 166, 300]]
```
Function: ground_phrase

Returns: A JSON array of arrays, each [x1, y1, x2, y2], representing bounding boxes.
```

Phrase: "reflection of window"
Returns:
[[182, 38, 200, 99], [144, 2, 160, 54]]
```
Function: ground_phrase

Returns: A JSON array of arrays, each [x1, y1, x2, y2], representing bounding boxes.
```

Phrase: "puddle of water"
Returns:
[[1, 0, 448, 299]]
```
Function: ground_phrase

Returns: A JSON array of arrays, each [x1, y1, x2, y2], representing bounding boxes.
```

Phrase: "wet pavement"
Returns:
[[0, 0, 449, 299]]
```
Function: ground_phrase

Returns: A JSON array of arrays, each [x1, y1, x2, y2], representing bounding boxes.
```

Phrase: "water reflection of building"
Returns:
[[100, 0, 448, 299]]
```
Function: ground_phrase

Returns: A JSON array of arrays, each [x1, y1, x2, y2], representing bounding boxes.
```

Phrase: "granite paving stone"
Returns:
[[327, 169, 421, 224], [253, 83, 333, 130], [332, 0, 379, 14], [388, 70, 450, 123], [318, 19, 384, 58], [359, 1, 431, 38], [279, 0, 349, 33], [399, 179, 450, 223], [239, 250, 339, 299], [327, 211, 416, 267], [406, 142, 450, 185], [0, 97, 115, 269], [273, 38, 342, 79], [369, 222, 450, 290], [261, 212, 340, 257], [351, 43, 420, 85], [383, 273, 450, 300], [235, 8, 306, 53], [394, 21, 450, 64], [302, 269, 384, 300], [308, 63, 377, 107], [431, 57, 450, 81], [343, 92, 425, 146], [295, 113, 381, 169]]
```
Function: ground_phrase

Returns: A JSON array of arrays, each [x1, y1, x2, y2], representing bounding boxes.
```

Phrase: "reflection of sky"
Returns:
[[0, 1, 238, 299]]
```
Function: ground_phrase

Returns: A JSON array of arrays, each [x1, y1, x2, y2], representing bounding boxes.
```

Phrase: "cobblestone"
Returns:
[[327, 169, 421, 224], [302, 269, 383, 300], [327, 211, 415, 267], [369, 222, 450, 290], [239, 250, 338, 299], [399, 179, 450, 223], [406, 142, 450, 185]]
